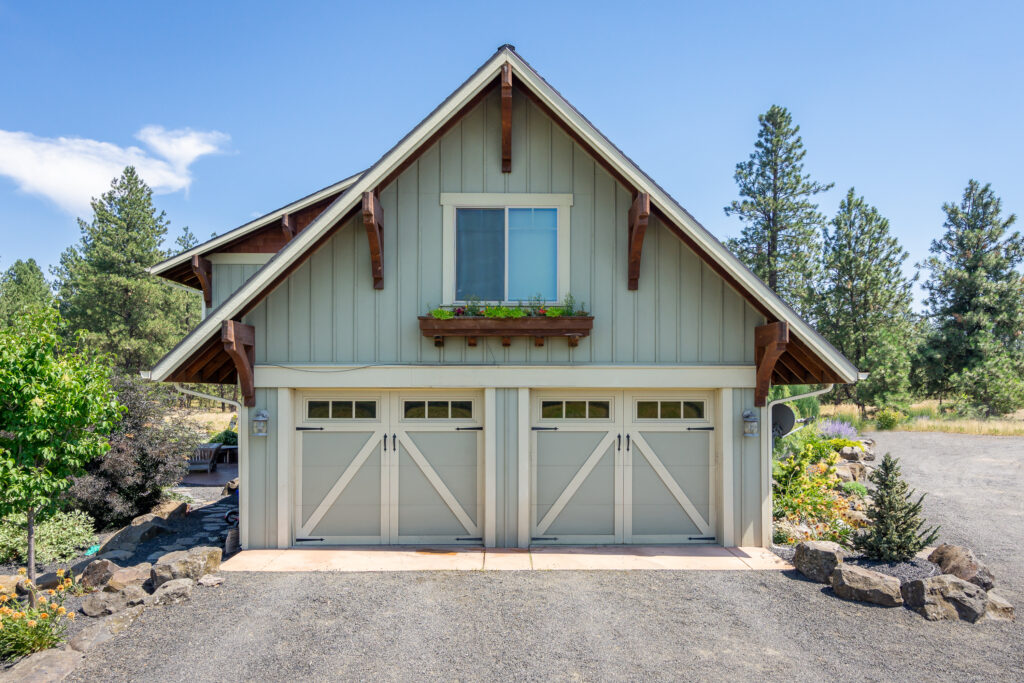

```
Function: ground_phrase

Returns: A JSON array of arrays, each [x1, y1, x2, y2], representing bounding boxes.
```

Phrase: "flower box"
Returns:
[[417, 315, 594, 347]]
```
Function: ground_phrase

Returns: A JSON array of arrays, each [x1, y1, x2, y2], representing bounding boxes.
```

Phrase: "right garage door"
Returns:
[[530, 391, 716, 545]]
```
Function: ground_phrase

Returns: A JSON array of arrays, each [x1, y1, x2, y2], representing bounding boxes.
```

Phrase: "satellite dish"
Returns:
[[772, 404, 796, 438]]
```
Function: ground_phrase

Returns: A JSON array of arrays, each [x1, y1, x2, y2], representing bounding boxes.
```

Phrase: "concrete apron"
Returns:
[[220, 546, 791, 572]]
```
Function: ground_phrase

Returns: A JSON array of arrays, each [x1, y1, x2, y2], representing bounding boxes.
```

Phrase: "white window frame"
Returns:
[[440, 193, 572, 305]]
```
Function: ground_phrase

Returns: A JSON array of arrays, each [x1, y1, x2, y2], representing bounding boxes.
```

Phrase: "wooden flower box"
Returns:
[[418, 315, 594, 348]]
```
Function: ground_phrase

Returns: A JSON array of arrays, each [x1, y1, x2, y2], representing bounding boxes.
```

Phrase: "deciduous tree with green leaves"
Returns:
[[725, 105, 833, 318], [0, 259, 53, 327], [817, 189, 918, 414], [53, 166, 201, 371], [917, 180, 1024, 415], [0, 308, 121, 598]]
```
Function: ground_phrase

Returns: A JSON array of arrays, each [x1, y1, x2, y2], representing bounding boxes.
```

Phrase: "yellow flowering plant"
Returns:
[[0, 577, 75, 661]]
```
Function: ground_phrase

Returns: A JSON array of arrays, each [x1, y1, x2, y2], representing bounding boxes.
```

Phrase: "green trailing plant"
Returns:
[[430, 307, 454, 320], [0, 510, 96, 565], [874, 408, 903, 431], [853, 453, 939, 562], [840, 481, 868, 498], [543, 307, 565, 318]]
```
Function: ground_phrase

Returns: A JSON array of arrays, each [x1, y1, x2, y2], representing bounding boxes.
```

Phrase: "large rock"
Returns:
[[197, 574, 224, 588], [94, 549, 134, 563], [830, 565, 903, 607], [901, 574, 988, 622], [793, 541, 845, 583], [104, 563, 152, 592], [3, 647, 83, 681], [151, 499, 189, 521], [99, 518, 172, 554], [222, 478, 239, 496], [984, 592, 1015, 622], [147, 577, 194, 606], [80, 559, 121, 589], [834, 462, 867, 484], [839, 446, 863, 462], [0, 573, 28, 594], [150, 546, 222, 588], [928, 544, 995, 590], [68, 605, 144, 653]]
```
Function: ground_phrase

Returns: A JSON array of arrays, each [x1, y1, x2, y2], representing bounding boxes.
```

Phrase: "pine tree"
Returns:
[[918, 180, 1024, 415], [854, 454, 939, 562], [724, 105, 833, 317], [0, 258, 53, 326], [817, 189, 917, 413], [54, 167, 201, 371]]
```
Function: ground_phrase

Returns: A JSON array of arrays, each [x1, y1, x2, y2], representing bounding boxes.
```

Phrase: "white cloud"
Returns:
[[0, 126, 230, 215]]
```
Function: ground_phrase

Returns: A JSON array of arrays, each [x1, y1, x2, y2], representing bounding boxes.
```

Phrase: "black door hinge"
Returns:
[[687, 427, 714, 431], [531, 426, 558, 431], [295, 537, 325, 542], [296, 426, 324, 431]]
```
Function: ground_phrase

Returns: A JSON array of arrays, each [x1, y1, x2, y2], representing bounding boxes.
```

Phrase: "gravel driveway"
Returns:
[[69, 432, 1024, 682]]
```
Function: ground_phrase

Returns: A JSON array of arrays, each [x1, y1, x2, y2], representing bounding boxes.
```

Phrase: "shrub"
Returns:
[[874, 408, 903, 430], [853, 454, 939, 562], [429, 307, 454, 320], [66, 375, 206, 529], [0, 571, 77, 661], [208, 429, 238, 446], [818, 418, 858, 440], [840, 481, 868, 498], [0, 511, 96, 565]]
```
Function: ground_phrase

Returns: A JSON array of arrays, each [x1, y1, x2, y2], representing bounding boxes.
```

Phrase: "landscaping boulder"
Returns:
[[0, 573, 29, 594], [150, 546, 222, 588], [68, 605, 144, 653], [984, 592, 1015, 622], [793, 541, 845, 583], [839, 445, 863, 462], [834, 462, 866, 484], [81, 590, 125, 617], [3, 647, 83, 681], [222, 477, 239, 496], [830, 565, 903, 607], [224, 528, 240, 555], [147, 577, 194, 606], [928, 544, 995, 590], [104, 563, 153, 592], [901, 574, 988, 622], [99, 518, 172, 554], [80, 558, 121, 590], [95, 549, 134, 563], [151, 499, 189, 520], [197, 574, 224, 588]]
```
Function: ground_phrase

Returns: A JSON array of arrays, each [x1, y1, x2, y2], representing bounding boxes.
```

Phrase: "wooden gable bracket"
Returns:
[[362, 191, 384, 289], [627, 192, 651, 290], [501, 63, 512, 173], [191, 255, 213, 308], [281, 213, 295, 239], [755, 321, 789, 407], [222, 320, 256, 407]]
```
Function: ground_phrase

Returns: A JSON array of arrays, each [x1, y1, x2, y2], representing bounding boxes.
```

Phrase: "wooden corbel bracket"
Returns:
[[754, 321, 789, 407], [362, 191, 384, 289], [627, 192, 650, 290], [191, 255, 213, 308], [222, 320, 256, 407], [281, 213, 295, 239]]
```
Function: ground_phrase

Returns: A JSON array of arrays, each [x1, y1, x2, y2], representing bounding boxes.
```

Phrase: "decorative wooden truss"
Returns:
[[418, 315, 594, 349], [755, 321, 789, 407], [501, 63, 512, 173], [281, 213, 295, 239], [627, 192, 650, 290], [222, 320, 256, 407], [362, 192, 384, 290], [191, 255, 213, 308]]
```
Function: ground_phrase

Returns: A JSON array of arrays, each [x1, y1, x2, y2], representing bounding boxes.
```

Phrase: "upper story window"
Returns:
[[441, 193, 572, 304]]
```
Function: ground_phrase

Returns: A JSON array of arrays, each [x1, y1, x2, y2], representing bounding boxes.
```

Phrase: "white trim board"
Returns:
[[253, 364, 757, 389], [148, 46, 857, 385], [208, 253, 274, 266]]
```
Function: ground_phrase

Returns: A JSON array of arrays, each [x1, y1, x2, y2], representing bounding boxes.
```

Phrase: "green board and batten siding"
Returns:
[[211, 263, 262, 310], [233, 89, 767, 550]]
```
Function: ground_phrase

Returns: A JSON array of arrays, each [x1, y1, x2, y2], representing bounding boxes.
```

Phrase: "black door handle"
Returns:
[[687, 427, 715, 431], [383, 434, 387, 451], [392, 434, 397, 450], [456, 426, 483, 431], [617, 434, 621, 451], [626, 434, 631, 450], [296, 426, 324, 431]]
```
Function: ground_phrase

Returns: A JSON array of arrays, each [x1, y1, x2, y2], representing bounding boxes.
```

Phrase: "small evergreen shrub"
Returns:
[[0, 511, 96, 565], [208, 429, 238, 446], [853, 453, 939, 562], [840, 481, 868, 498], [874, 408, 903, 430]]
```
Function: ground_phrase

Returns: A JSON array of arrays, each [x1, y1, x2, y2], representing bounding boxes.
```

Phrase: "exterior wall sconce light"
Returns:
[[742, 409, 759, 438], [251, 409, 270, 437]]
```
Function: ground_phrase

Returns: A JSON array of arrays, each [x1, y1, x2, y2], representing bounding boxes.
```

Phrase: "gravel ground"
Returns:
[[65, 432, 1023, 682]]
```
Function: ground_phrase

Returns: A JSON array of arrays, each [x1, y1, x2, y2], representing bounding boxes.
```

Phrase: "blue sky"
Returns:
[[1, 1, 1021, 308]]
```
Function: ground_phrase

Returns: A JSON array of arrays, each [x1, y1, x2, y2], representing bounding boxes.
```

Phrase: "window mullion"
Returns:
[[504, 207, 510, 303]]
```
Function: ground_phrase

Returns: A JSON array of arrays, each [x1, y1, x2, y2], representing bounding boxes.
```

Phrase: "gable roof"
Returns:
[[148, 170, 363, 287], [149, 46, 859, 385]]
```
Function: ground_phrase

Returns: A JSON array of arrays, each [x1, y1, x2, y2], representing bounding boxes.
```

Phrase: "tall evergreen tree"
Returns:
[[817, 189, 917, 413], [54, 167, 201, 371], [0, 258, 53, 326], [725, 105, 833, 317], [918, 180, 1024, 415]]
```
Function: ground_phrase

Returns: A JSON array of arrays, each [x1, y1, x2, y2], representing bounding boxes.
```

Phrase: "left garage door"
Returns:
[[294, 392, 484, 545]]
